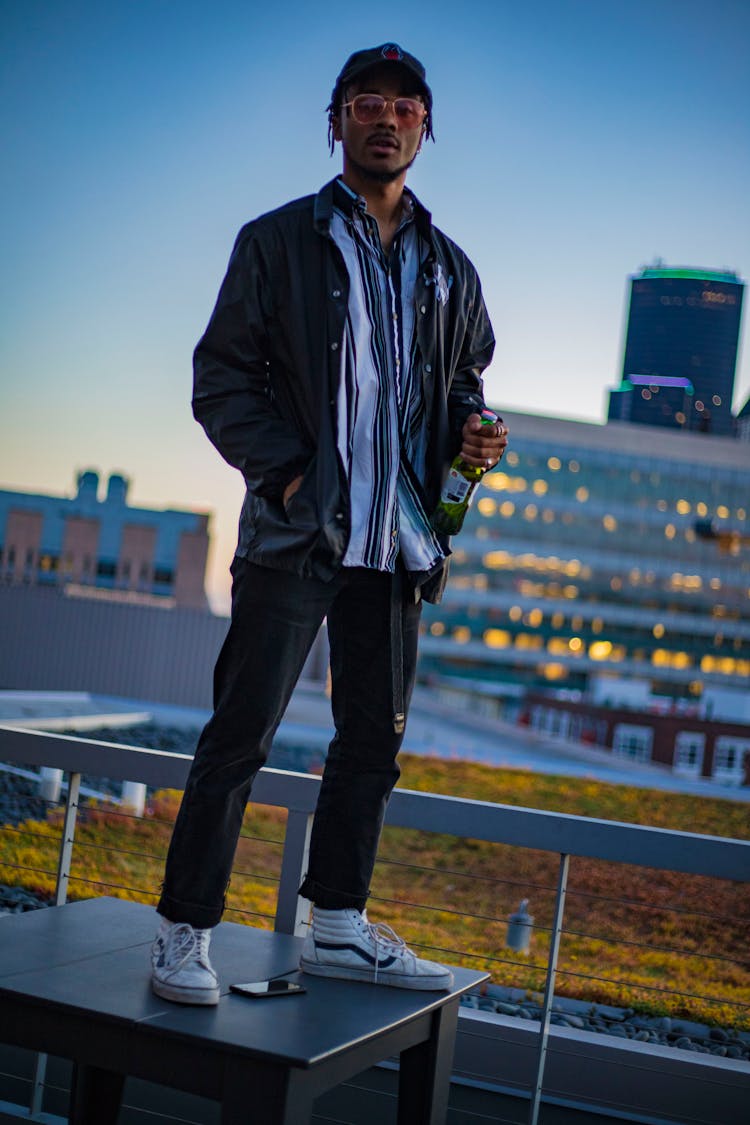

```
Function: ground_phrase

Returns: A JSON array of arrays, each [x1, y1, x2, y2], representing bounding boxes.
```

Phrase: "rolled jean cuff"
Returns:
[[157, 891, 225, 930], [298, 875, 367, 913]]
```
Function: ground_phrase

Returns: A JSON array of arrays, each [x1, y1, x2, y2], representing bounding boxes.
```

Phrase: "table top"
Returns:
[[0, 897, 487, 1068]]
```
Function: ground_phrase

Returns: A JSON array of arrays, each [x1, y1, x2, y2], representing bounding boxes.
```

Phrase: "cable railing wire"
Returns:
[[369, 891, 747, 969]]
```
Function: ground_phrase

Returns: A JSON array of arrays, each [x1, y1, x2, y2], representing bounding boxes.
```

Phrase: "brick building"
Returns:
[[0, 470, 210, 610]]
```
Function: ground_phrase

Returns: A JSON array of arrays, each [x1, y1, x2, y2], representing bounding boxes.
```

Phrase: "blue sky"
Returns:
[[2, 0, 749, 611]]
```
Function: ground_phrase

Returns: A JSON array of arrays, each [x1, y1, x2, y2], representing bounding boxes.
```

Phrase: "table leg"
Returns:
[[69, 1063, 125, 1125], [397, 1000, 459, 1125], [222, 1060, 314, 1125]]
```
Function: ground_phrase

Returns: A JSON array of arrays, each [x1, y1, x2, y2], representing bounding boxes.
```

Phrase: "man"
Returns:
[[152, 43, 507, 1005]]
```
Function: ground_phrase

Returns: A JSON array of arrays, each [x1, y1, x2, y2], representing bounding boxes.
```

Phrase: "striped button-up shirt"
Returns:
[[331, 180, 444, 575]]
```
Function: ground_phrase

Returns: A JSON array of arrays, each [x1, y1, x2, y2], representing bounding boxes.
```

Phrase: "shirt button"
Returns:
[[332, 289, 341, 298], [425, 364, 432, 373], [331, 342, 339, 351], [420, 305, 427, 314]]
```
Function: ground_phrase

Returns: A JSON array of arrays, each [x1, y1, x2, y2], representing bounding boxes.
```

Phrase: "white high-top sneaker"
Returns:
[[151, 917, 220, 1005], [300, 907, 453, 990]]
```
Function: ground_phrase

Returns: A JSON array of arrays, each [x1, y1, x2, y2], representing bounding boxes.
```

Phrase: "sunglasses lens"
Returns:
[[394, 99, 424, 128], [352, 95, 387, 124]]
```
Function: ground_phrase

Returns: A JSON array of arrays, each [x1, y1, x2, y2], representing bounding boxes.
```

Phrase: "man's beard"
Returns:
[[345, 149, 418, 184]]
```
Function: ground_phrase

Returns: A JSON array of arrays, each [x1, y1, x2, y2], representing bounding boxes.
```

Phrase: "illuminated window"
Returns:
[[652, 623, 665, 638], [575, 487, 589, 502], [716, 505, 730, 519], [738, 508, 747, 520], [483, 550, 511, 569], [499, 500, 515, 517], [591, 617, 603, 634], [565, 560, 582, 577], [665, 524, 676, 539], [429, 622, 445, 636], [477, 497, 496, 517], [523, 504, 538, 520], [526, 608, 543, 627], [551, 612, 564, 629], [603, 515, 617, 532], [547, 457, 561, 471], [712, 395, 722, 406], [675, 412, 686, 424], [515, 634, 543, 650], [476, 526, 488, 539], [563, 585, 579, 599], [676, 499, 690, 514], [532, 479, 548, 496], [452, 626, 471, 644], [569, 637, 583, 652], [611, 577, 622, 591], [657, 500, 668, 512], [505, 451, 519, 467], [542, 509, 555, 523], [589, 640, 612, 660], [696, 502, 708, 517], [568, 460, 580, 473], [543, 663, 566, 680], [484, 628, 511, 649], [547, 638, 569, 655], [509, 605, 522, 622], [484, 473, 505, 492]]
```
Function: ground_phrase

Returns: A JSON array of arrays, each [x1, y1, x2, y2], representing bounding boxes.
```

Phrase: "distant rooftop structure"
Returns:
[[637, 265, 741, 284], [607, 263, 745, 436], [0, 470, 211, 610]]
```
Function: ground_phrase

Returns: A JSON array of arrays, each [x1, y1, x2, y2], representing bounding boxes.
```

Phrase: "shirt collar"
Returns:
[[333, 177, 416, 231]]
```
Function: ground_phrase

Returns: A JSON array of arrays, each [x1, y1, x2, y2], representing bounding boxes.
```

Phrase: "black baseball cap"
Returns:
[[334, 43, 432, 102]]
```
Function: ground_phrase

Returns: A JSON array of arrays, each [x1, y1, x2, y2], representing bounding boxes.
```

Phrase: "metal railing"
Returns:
[[1, 722, 749, 1125]]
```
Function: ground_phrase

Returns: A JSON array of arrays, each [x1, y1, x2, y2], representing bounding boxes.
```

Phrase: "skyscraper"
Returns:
[[607, 266, 744, 436]]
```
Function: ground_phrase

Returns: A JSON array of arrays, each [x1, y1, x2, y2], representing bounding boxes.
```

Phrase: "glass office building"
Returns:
[[419, 410, 750, 708], [607, 267, 744, 436]]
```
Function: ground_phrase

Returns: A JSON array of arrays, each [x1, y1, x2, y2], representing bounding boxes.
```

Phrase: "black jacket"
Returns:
[[192, 178, 495, 602]]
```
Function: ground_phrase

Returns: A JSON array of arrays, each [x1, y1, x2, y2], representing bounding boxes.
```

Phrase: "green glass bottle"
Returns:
[[431, 409, 500, 536]]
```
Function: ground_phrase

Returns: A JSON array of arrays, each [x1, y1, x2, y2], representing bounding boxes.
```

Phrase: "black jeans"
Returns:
[[157, 557, 422, 929]]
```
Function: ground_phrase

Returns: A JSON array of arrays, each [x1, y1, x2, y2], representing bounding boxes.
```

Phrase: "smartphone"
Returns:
[[230, 979, 306, 999]]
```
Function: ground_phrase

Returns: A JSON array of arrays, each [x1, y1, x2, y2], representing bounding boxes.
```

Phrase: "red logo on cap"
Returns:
[[381, 44, 402, 61]]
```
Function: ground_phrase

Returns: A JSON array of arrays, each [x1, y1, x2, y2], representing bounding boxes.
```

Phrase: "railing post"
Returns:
[[55, 771, 81, 906], [30, 771, 82, 1117], [274, 809, 313, 936], [528, 851, 569, 1125]]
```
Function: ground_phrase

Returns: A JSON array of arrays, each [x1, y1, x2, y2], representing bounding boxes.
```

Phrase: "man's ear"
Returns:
[[332, 114, 343, 142]]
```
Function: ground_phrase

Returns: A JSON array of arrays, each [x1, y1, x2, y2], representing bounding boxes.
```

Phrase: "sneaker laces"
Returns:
[[166, 923, 212, 974], [361, 919, 414, 983]]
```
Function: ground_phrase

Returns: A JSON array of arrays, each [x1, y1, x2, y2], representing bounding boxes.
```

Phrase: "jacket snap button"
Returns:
[[425, 364, 432, 373], [420, 305, 427, 314], [331, 342, 339, 351], [332, 289, 341, 298]]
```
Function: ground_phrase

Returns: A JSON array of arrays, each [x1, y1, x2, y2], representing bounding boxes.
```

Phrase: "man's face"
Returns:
[[333, 65, 426, 185]]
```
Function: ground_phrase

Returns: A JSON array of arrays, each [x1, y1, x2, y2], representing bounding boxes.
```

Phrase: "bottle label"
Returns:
[[441, 468, 472, 504]]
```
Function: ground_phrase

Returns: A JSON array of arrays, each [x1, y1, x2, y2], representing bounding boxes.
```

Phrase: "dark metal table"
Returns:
[[0, 897, 487, 1124]]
